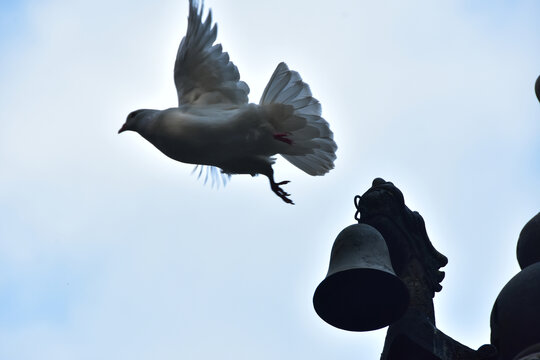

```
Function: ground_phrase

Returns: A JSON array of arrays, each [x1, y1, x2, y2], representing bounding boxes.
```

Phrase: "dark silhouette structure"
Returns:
[[314, 178, 540, 360], [490, 212, 540, 360], [535, 75, 540, 103]]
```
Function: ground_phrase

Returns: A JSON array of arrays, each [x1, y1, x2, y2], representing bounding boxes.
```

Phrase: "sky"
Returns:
[[0, 0, 539, 359]]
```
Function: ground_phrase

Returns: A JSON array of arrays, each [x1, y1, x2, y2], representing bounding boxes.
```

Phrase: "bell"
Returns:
[[313, 223, 409, 331]]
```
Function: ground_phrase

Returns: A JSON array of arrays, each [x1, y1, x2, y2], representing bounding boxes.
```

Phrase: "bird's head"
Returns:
[[118, 109, 155, 134]]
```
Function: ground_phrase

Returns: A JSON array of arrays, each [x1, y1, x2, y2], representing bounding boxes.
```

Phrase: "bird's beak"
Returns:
[[118, 123, 128, 134]]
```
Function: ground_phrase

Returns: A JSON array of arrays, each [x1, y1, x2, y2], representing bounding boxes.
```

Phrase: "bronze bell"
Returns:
[[313, 223, 409, 331]]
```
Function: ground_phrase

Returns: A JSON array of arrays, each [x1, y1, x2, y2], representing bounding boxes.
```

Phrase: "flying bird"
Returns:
[[119, 0, 337, 204]]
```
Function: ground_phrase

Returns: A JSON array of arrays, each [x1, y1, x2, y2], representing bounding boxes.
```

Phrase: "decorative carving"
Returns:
[[354, 178, 495, 360]]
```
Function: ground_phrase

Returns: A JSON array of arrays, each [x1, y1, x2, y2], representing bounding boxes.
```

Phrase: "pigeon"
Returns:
[[119, 0, 337, 204]]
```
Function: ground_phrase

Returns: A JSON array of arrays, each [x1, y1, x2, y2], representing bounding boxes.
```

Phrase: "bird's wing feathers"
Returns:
[[174, 0, 249, 106]]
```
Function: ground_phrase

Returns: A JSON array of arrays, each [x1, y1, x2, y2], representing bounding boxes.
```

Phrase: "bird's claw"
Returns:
[[271, 180, 294, 204]]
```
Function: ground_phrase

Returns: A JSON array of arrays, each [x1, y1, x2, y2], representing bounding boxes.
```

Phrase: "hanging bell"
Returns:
[[313, 223, 409, 331]]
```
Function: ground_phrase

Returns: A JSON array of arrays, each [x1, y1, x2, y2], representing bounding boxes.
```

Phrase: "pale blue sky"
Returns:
[[1, 0, 539, 359]]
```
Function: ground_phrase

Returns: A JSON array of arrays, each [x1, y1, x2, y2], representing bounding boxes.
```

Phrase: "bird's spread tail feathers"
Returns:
[[259, 62, 337, 176]]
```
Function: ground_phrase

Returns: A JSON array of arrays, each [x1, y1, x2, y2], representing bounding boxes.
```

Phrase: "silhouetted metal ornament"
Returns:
[[490, 262, 540, 360], [536, 75, 540, 103], [517, 212, 540, 269], [313, 224, 410, 331]]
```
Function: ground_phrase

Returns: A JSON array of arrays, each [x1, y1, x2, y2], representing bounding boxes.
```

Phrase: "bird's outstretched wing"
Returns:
[[174, 0, 250, 106]]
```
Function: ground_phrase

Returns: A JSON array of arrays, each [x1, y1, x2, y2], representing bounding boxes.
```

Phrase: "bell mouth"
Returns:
[[313, 268, 409, 332]]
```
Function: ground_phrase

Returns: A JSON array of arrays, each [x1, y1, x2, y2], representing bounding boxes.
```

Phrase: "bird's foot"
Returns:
[[270, 179, 294, 205], [273, 133, 293, 145]]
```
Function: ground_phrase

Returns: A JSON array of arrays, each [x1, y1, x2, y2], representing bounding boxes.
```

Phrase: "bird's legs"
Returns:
[[268, 174, 294, 205], [220, 157, 294, 204], [259, 162, 294, 204]]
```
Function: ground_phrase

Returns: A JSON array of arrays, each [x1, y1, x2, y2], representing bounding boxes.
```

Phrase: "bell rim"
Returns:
[[313, 267, 410, 332]]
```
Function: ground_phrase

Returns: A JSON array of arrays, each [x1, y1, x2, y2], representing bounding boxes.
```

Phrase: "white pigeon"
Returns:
[[119, 0, 337, 204]]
